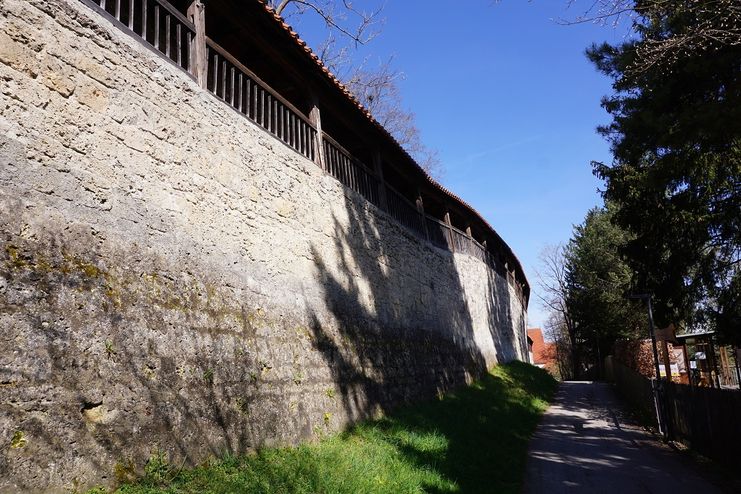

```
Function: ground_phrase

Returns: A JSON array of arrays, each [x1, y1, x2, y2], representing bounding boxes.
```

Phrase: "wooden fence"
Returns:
[[386, 186, 425, 237], [89, 0, 195, 72], [205, 38, 317, 161], [323, 135, 380, 207], [608, 359, 741, 465], [664, 380, 741, 464], [426, 217, 452, 251]]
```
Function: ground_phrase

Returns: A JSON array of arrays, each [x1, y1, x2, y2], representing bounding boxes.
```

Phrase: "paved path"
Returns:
[[524, 381, 725, 494]]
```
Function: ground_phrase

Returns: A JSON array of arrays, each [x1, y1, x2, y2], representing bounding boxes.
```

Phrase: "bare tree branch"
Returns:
[[560, 0, 741, 75], [271, 0, 383, 47]]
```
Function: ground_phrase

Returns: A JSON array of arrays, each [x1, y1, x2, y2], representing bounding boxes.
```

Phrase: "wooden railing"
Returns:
[[469, 239, 487, 263], [426, 216, 451, 251], [87, 0, 195, 72], [451, 227, 488, 263], [423, 217, 492, 265], [205, 38, 317, 161], [385, 186, 425, 238], [450, 226, 469, 254], [323, 135, 380, 207], [78, 0, 527, 295]]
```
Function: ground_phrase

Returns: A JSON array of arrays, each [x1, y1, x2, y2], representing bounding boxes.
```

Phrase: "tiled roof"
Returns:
[[527, 328, 556, 366], [255, 0, 528, 294]]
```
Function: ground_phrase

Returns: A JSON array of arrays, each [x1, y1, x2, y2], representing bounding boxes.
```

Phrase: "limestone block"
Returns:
[[76, 81, 109, 112], [40, 56, 76, 98], [0, 31, 39, 77]]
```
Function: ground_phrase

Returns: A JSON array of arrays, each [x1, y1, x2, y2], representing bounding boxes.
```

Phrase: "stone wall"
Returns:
[[0, 0, 528, 491]]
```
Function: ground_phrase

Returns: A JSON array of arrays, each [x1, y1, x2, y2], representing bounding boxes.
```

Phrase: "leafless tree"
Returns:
[[535, 244, 579, 377], [560, 0, 741, 75], [544, 312, 573, 380], [344, 59, 443, 176], [269, 0, 443, 177]]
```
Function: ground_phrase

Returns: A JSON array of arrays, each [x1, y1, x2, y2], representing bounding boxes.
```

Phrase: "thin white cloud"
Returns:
[[457, 134, 543, 166]]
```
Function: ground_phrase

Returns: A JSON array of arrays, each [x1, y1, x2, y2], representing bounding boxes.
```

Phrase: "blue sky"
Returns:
[[288, 1, 632, 329]]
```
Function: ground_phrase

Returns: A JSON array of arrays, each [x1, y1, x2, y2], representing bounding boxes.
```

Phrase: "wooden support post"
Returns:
[[661, 339, 672, 382], [187, 0, 207, 88], [681, 342, 693, 387], [708, 338, 721, 388], [502, 248, 512, 281], [444, 211, 454, 252], [416, 189, 429, 240], [309, 98, 325, 169], [372, 151, 388, 211], [720, 346, 730, 385], [462, 225, 473, 254]]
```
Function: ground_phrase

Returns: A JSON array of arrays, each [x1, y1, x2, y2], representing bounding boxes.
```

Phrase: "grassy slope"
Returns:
[[110, 362, 557, 494]]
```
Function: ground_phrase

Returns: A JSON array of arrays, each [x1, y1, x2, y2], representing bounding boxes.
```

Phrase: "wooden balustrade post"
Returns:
[[187, 0, 207, 88], [464, 225, 473, 255], [309, 96, 325, 169], [661, 338, 672, 383], [482, 239, 491, 267], [415, 189, 430, 241], [372, 151, 388, 211], [444, 211, 455, 252]]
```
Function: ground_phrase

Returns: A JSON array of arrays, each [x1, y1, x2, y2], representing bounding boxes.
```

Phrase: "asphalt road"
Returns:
[[523, 381, 725, 494]]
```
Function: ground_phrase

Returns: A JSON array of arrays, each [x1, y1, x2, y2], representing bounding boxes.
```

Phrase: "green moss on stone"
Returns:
[[235, 397, 250, 416], [10, 430, 26, 449], [203, 368, 214, 384], [5, 245, 27, 269], [113, 458, 137, 484]]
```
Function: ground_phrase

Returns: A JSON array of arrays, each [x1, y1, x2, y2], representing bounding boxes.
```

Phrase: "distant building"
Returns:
[[527, 328, 557, 373]]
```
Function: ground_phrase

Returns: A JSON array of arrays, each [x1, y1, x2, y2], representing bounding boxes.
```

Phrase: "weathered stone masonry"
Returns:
[[0, 0, 528, 491]]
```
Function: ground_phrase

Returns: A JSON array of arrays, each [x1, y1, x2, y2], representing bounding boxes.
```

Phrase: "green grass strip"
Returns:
[[102, 361, 556, 494]]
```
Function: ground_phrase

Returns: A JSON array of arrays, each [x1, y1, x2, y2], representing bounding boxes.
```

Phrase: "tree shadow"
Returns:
[[0, 183, 340, 490], [0, 170, 524, 492], [304, 186, 521, 426], [0, 140, 525, 494], [0, 214, 269, 489]]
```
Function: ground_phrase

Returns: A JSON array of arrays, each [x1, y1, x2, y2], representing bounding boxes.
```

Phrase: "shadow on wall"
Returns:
[[304, 188, 516, 422], [0, 216, 264, 488], [486, 257, 521, 364], [0, 190, 323, 489], [0, 158, 519, 491]]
